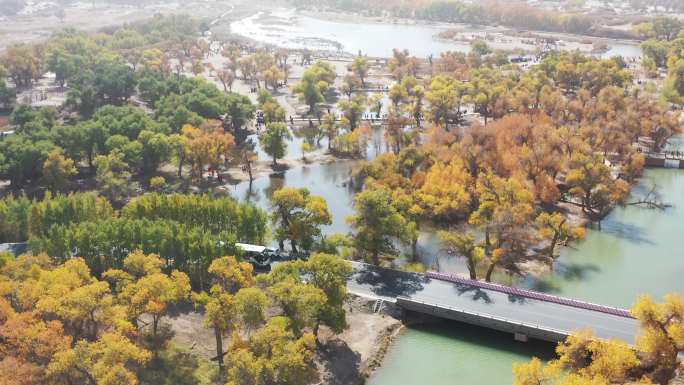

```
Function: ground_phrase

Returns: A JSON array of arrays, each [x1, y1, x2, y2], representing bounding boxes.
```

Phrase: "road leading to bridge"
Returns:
[[347, 262, 640, 344]]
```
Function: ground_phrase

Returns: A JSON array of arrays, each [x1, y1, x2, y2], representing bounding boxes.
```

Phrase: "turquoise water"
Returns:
[[369, 167, 684, 385], [528, 169, 684, 307], [369, 322, 555, 385]]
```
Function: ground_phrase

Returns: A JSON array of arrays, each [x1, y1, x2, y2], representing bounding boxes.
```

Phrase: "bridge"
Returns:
[[347, 262, 639, 344], [643, 151, 684, 169]]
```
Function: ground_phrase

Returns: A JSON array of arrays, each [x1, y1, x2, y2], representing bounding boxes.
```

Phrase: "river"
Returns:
[[230, 9, 643, 59], [368, 167, 684, 385]]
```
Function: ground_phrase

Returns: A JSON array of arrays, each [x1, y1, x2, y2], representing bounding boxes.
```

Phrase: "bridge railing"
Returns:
[[397, 296, 571, 340], [425, 271, 633, 319]]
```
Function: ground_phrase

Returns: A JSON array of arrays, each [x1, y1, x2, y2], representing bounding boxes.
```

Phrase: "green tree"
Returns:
[[426, 74, 466, 128], [235, 287, 270, 334], [0, 135, 55, 187], [471, 40, 492, 56], [225, 92, 256, 133], [138, 130, 171, 175], [42, 149, 77, 193], [319, 113, 339, 150], [268, 277, 327, 336], [338, 94, 366, 130], [438, 231, 483, 280], [663, 59, 684, 105], [94, 150, 132, 203], [227, 317, 318, 385], [260, 122, 292, 166], [271, 187, 332, 253], [349, 187, 409, 265], [292, 61, 336, 114], [292, 71, 325, 114], [351, 56, 370, 87], [641, 39, 670, 68], [302, 253, 352, 338], [0, 75, 15, 108]]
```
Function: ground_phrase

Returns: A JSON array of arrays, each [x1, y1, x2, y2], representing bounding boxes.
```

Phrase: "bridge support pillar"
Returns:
[[514, 333, 529, 343]]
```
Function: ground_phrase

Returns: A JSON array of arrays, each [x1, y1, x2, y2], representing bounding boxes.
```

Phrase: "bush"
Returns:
[[149, 176, 166, 190]]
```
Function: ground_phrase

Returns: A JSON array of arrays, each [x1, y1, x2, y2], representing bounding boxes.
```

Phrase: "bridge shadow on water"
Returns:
[[406, 316, 557, 359]]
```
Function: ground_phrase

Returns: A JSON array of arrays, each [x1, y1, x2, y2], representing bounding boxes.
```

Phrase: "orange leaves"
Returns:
[[0, 310, 71, 364], [182, 123, 235, 179]]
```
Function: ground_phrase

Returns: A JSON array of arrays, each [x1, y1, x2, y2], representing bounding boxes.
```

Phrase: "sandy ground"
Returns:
[[0, 0, 239, 52], [161, 296, 402, 385]]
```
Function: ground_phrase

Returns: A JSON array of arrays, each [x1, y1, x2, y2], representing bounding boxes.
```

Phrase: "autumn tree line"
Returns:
[[329, 46, 678, 279], [0, 246, 353, 385]]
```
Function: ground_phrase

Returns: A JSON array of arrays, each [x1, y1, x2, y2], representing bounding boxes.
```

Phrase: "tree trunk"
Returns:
[[467, 256, 477, 280], [246, 160, 253, 183], [153, 315, 159, 338], [87, 150, 94, 173], [485, 262, 496, 282], [548, 231, 560, 264], [177, 156, 184, 178], [214, 326, 224, 368], [372, 250, 380, 266]]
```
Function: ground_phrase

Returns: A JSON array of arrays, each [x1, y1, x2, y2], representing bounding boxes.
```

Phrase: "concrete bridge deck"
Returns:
[[347, 262, 639, 344]]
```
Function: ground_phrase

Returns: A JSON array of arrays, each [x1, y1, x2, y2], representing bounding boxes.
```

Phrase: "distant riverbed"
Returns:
[[230, 8, 643, 59]]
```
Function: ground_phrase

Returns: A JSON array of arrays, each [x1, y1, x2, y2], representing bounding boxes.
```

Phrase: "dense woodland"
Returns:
[[1, 5, 684, 385]]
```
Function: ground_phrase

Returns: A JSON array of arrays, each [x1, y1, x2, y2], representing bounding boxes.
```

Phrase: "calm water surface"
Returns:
[[230, 9, 642, 59]]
